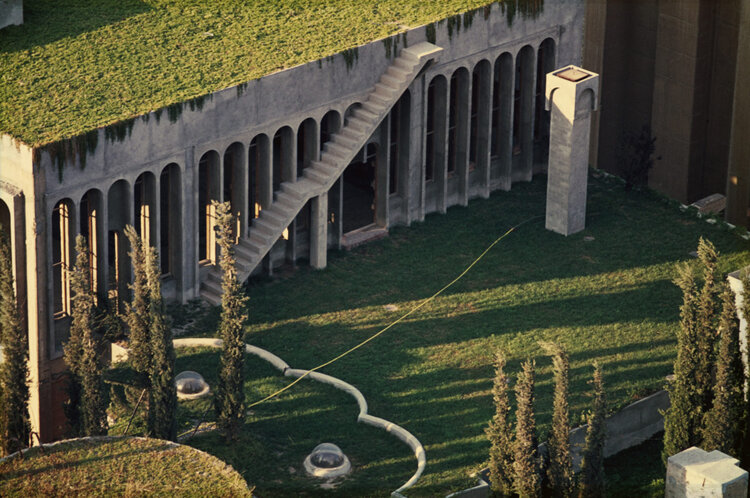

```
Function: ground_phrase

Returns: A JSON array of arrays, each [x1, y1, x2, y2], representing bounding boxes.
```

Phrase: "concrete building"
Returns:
[[584, 0, 750, 226], [0, 1, 584, 441]]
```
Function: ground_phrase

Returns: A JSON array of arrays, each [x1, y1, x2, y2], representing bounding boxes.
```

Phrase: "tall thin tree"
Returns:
[[702, 283, 745, 457], [578, 362, 606, 498], [513, 359, 540, 498], [213, 201, 248, 442], [740, 269, 750, 468], [542, 342, 573, 497], [67, 235, 107, 436], [145, 244, 177, 441], [0, 227, 30, 455], [485, 351, 514, 496], [663, 262, 702, 461], [694, 237, 720, 413], [124, 225, 150, 381]]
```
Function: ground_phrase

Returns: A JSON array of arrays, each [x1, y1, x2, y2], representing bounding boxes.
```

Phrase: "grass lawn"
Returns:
[[0, 436, 252, 497], [154, 173, 750, 496], [0, 0, 530, 146]]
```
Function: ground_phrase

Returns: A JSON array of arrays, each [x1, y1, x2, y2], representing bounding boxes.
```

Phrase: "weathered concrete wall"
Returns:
[[0, 0, 22, 30], [726, 0, 750, 226]]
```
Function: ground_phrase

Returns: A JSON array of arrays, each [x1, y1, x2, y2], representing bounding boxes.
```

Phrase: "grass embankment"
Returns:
[[154, 174, 749, 496], [0, 436, 252, 497], [0, 0, 520, 146]]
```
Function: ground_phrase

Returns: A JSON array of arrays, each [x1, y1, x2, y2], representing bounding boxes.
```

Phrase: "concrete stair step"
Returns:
[[362, 101, 387, 115], [394, 57, 417, 70], [304, 167, 330, 184], [200, 287, 222, 306], [202, 277, 222, 295], [369, 92, 390, 106], [258, 208, 285, 225], [323, 142, 351, 159], [380, 74, 402, 88], [387, 66, 410, 80], [281, 182, 306, 200], [275, 191, 299, 209], [341, 127, 365, 141], [332, 133, 359, 149], [346, 117, 369, 132], [352, 107, 378, 122]]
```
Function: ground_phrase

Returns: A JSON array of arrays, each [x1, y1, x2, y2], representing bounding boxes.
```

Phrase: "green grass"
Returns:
[[0, 436, 252, 496], [605, 433, 665, 497], [157, 174, 750, 496], [0, 0, 524, 146]]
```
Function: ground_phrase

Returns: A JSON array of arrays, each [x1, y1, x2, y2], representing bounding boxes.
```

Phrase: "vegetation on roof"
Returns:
[[0, 436, 252, 496], [0, 0, 542, 147]]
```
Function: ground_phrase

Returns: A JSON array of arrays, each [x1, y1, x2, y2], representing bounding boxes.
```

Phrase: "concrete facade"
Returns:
[[0, 1, 585, 441], [584, 0, 745, 212]]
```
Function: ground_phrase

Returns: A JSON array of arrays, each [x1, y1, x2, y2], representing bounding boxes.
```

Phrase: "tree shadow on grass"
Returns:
[[0, 0, 152, 53]]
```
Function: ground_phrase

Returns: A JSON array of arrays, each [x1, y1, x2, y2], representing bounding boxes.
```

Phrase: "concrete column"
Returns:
[[438, 78, 449, 214], [413, 76, 426, 222], [496, 53, 514, 191], [310, 193, 328, 269], [455, 70, 470, 206], [182, 147, 198, 300], [475, 62, 492, 199], [726, 0, 750, 226], [545, 66, 600, 236], [377, 119, 389, 227], [666, 447, 748, 497], [519, 46, 537, 182]]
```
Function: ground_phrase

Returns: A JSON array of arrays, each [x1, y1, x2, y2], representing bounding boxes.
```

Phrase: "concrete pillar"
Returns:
[[310, 193, 327, 269], [726, 0, 750, 226], [495, 53, 514, 191], [474, 61, 492, 199], [516, 46, 537, 182], [183, 147, 198, 300], [666, 447, 748, 497], [453, 69, 470, 206], [377, 119, 389, 228], [544, 65, 600, 236]]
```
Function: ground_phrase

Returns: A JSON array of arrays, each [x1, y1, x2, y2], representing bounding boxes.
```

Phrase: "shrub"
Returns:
[[485, 351, 514, 495], [542, 342, 573, 497], [578, 363, 605, 498], [513, 359, 540, 498]]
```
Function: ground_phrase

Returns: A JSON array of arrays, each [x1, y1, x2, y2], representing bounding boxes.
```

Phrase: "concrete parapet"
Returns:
[[666, 447, 748, 497]]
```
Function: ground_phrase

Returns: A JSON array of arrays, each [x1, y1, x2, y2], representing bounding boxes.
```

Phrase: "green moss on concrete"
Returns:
[[0, 0, 543, 147]]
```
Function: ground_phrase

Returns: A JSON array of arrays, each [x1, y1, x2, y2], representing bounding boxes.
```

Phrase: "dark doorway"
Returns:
[[343, 143, 377, 233]]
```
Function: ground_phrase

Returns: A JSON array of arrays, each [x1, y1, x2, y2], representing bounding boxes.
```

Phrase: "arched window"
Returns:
[[52, 199, 74, 317]]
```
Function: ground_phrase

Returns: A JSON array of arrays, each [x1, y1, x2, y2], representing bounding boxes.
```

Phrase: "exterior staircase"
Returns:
[[200, 42, 443, 305]]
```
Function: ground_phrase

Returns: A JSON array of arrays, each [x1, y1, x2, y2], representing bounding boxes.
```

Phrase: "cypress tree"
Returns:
[[485, 351, 514, 496], [0, 228, 30, 456], [542, 342, 573, 497], [213, 201, 248, 442], [694, 237, 720, 413], [740, 269, 750, 468], [662, 262, 703, 461], [124, 225, 150, 380], [513, 359, 540, 498], [145, 245, 177, 441], [578, 362, 606, 498], [702, 283, 745, 457], [68, 235, 107, 436]]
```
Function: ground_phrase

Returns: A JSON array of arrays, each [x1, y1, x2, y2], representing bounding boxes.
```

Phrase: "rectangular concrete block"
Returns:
[[666, 447, 748, 498]]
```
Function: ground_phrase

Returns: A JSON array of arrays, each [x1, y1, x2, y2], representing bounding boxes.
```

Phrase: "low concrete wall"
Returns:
[[0, 0, 22, 30], [455, 390, 670, 497]]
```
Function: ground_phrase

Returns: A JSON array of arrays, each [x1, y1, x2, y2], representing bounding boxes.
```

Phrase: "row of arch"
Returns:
[[47, 36, 557, 350]]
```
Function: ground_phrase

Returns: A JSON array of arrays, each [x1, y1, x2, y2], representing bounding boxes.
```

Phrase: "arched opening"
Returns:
[[108, 180, 130, 311], [198, 150, 220, 263], [160, 163, 181, 277], [80, 189, 104, 300], [52, 198, 75, 350], [343, 143, 377, 233], [344, 103, 362, 124], [448, 67, 469, 176], [249, 134, 270, 222], [426, 75, 447, 183], [513, 45, 535, 179], [0, 199, 10, 250], [273, 126, 294, 194], [134, 172, 157, 248], [389, 90, 410, 196], [470, 60, 491, 187], [491, 52, 514, 182], [320, 111, 342, 153], [297, 118, 318, 178], [534, 38, 556, 168], [224, 142, 246, 241]]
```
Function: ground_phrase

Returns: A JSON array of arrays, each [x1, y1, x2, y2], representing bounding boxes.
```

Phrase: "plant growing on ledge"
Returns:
[[212, 201, 248, 442]]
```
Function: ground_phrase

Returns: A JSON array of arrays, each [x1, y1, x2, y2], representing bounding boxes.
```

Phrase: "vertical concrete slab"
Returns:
[[727, 267, 749, 375], [725, 0, 750, 225], [310, 193, 327, 269], [666, 447, 748, 497], [545, 66, 599, 236]]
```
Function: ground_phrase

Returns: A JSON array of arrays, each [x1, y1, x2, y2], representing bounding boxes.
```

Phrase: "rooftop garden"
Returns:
[[0, 436, 252, 496], [135, 173, 748, 495], [0, 0, 540, 147]]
